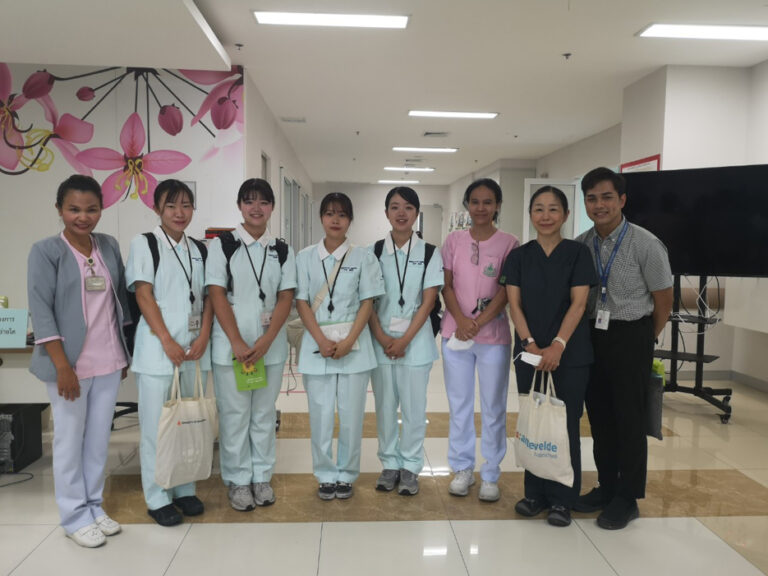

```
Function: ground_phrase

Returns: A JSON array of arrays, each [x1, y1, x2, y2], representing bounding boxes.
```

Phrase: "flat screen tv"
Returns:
[[621, 164, 768, 277]]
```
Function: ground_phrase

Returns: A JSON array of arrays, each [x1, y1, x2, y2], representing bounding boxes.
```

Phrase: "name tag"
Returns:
[[85, 275, 106, 291], [595, 309, 610, 330], [261, 311, 273, 327], [388, 316, 411, 333], [188, 314, 202, 331]]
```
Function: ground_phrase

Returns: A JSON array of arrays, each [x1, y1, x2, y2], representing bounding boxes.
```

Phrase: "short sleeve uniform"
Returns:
[[296, 242, 385, 375], [500, 239, 596, 367], [205, 229, 297, 367], [440, 229, 519, 345], [371, 234, 444, 366], [126, 229, 211, 375]]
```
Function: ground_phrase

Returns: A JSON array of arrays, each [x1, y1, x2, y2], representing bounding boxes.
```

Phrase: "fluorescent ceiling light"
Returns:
[[254, 12, 408, 29], [393, 146, 457, 153], [384, 166, 435, 172], [640, 23, 768, 41], [409, 110, 498, 119], [379, 180, 420, 185]]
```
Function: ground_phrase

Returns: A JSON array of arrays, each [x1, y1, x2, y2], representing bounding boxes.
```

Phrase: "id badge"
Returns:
[[389, 316, 411, 333], [188, 314, 202, 331], [261, 311, 273, 327], [595, 309, 610, 330], [85, 275, 106, 291]]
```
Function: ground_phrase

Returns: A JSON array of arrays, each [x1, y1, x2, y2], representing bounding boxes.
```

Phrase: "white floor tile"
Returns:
[[577, 517, 763, 576], [688, 435, 768, 470], [452, 519, 614, 576], [699, 516, 768, 575], [740, 468, 768, 489], [647, 436, 734, 470], [318, 521, 467, 576], [11, 523, 191, 576], [165, 523, 321, 576], [0, 474, 61, 525], [0, 525, 56, 575]]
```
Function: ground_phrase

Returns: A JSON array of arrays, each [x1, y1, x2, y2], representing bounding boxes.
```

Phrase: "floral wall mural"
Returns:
[[0, 63, 244, 209]]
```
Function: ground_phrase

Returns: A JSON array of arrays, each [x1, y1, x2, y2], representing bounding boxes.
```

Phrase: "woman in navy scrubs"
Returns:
[[500, 186, 596, 527]]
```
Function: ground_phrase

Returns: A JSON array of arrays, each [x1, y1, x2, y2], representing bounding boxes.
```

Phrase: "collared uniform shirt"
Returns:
[[296, 239, 385, 375], [576, 217, 673, 321], [126, 226, 211, 375], [205, 225, 297, 367], [370, 233, 444, 366]]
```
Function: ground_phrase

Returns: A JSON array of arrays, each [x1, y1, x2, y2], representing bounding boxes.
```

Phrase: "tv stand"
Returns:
[[654, 275, 732, 423]]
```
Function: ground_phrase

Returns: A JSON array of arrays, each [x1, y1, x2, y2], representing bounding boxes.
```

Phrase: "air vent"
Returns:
[[404, 158, 423, 163], [423, 131, 449, 138], [280, 116, 306, 123]]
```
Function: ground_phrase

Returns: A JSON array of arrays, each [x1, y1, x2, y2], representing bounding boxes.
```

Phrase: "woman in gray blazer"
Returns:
[[27, 175, 131, 548]]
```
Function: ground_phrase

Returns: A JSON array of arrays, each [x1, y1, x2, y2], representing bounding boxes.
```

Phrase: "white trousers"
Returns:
[[371, 363, 431, 474], [303, 372, 370, 484], [45, 370, 121, 533], [441, 340, 510, 482], [213, 362, 283, 486]]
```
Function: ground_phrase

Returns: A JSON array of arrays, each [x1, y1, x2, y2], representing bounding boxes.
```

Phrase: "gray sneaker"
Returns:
[[397, 469, 419, 496], [376, 469, 400, 492], [478, 480, 500, 502], [252, 482, 276, 506], [449, 468, 475, 496], [228, 484, 255, 511]]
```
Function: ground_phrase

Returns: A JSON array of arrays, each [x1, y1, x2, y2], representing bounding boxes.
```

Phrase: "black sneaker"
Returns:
[[597, 496, 639, 530], [547, 505, 572, 527], [335, 481, 353, 499], [573, 487, 612, 513], [514, 497, 547, 517], [172, 495, 204, 516], [148, 504, 183, 527], [318, 483, 336, 501]]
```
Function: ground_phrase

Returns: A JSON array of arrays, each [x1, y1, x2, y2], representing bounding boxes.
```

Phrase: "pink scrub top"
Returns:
[[440, 229, 519, 345]]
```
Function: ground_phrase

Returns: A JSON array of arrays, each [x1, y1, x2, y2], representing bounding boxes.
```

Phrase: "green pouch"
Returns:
[[652, 359, 666, 387], [233, 357, 267, 391]]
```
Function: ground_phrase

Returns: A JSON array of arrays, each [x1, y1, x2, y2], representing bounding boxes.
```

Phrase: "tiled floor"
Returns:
[[1, 358, 767, 575]]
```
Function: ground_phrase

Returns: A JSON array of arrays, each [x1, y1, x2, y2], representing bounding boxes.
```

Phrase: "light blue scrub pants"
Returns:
[[371, 363, 431, 474], [213, 362, 283, 486], [45, 370, 121, 534], [303, 371, 370, 484], [136, 370, 203, 510], [441, 340, 511, 483]]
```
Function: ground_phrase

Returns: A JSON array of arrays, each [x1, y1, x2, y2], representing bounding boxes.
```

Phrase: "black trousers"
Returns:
[[587, 316, 654, 500], [515, 361, 590, 508]]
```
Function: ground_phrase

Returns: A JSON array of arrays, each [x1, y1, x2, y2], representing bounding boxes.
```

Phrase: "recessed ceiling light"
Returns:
[[384, 166, 435, 172], [393, 146, 458, 153], [254, 12, 408, 29], [639, 23, 768, 41], [409, 110, 498, 119], [379, 179, 420, 185]]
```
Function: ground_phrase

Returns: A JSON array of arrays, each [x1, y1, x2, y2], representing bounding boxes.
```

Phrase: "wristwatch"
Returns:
[[521, 337, 535, 349]]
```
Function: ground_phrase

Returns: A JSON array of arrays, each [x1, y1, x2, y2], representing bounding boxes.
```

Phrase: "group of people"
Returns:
[[27, 166, 672, 548]]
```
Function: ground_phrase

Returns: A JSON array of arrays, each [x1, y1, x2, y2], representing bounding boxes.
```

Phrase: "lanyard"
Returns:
[[321, 252, 347, 313], [242, 241, 268, 301], [391, 233, 412, 308], [593, 219, 629, 304], [160, 228, 195, 306]]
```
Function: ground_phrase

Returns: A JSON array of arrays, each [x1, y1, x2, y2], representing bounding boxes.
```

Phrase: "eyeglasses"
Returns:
[[471, 241, 479, 265]]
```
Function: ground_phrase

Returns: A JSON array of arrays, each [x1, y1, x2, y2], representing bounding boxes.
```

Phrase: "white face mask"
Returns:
[[520, 351, 542, 367]]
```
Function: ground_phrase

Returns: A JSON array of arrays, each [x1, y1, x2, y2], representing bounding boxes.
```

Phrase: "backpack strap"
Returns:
[[272, 238, 289, 267], [373, 239, 385, 260], [219, 231, 241, 293], [189, 237, 208, 263], [422, 243, 436, 289], [142, 232, 160, 275]]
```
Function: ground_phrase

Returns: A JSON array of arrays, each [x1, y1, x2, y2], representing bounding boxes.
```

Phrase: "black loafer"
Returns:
[[148, 504, 183, 527], [173, 496, 204, 516], [573, 487, 612, 513], [597, 496, 639, 530], [514, 497, 547, 517], [547, 505, 572, 527]]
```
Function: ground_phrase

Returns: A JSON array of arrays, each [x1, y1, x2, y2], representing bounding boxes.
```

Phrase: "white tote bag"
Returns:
[[155, 363, 217, 490], [514, 371, 574, 487]]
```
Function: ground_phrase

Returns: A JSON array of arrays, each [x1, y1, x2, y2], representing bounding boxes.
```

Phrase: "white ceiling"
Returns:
[[4, 0, 768, 185]]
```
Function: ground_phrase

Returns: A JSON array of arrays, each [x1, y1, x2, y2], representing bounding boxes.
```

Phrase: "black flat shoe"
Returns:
[[148, 504, 183, 527], [514, 497, 547, 517], [573, 487, 612, 513], [547, 505, 572, 527], [597, 496, 639, 530], [173, 496, 204, 516]]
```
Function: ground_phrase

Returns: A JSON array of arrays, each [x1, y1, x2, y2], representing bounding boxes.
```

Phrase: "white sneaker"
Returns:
[[449, 468, 475, 496], [478, 481, 500, 502], [67, 523, 106, 548], [95, 514, 121, 536]]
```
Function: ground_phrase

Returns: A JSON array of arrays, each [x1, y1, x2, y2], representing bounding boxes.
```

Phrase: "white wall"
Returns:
[[620, 66, 667, 166], [536, 124, 621, 179]]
